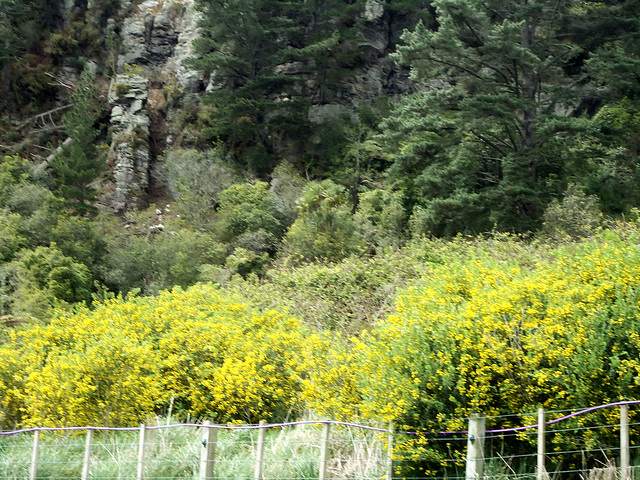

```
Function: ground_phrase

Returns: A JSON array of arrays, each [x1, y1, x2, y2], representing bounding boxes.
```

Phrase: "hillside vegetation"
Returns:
[[0, 0, 638, 319], [1, 0, 640, 476], [4, 224, 640, 474]]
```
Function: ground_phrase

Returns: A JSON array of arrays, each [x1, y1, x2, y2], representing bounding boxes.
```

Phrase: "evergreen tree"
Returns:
[[382, 0, 634, 235], [50, 66, 104, 215], [558, 0, 640, 215], [0, 0, 64, 110], [191, 0, 367, 176], [191, 0, 310, 175]]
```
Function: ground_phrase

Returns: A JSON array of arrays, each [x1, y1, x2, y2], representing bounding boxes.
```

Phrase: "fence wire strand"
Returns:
[[2, 402, 640, 479]]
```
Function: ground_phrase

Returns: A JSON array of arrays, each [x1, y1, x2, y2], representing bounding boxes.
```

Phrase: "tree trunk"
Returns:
[[520, 19, 539, 185]]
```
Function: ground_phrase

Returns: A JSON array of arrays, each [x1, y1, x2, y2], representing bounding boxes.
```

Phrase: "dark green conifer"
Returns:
[[382, 0, 640, 234], [50, 66, 104, 215]]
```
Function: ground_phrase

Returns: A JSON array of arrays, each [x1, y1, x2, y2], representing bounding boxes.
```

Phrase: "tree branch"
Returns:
[[470, 129, 508, 157]]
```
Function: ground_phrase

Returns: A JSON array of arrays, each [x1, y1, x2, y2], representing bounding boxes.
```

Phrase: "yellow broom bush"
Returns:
[[356, 230, 640, 475], [0, 284, 313, 427]]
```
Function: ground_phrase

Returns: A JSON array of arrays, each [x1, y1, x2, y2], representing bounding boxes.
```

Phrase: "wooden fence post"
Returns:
[[200, 421, 218, 480], [81, 429, 93, 480], [387, 422, 394, 480], [537, 408, 548, 480], [621, 404, 630, 480], [29, 429, 40, 480], [254, 420, 267, 480], [319, 422, 331, 480], [466, 414, 485, 480], [137, 424, 147, 480]]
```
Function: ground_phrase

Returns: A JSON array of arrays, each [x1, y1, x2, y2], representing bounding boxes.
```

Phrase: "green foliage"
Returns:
[[0, 156, 31, 204], [12, 245, 93, 320], [100, 215, 218, 296], [191, 0, 369, 176], [44, 22, 102, 63], [50, 215, 107, 275], [192, 0, 311, 174], [543, 184, 603, 241], [282, 180, 365, 263], [162, 148, 236, 230], [557, 100, 640, 215], [269, 162, 306, 223], [0, 0, 64, 111], [0, 212, 26, 264], [223, 245, 431, 333], [223, 247, 270, 279], [0, 155, 105, 269], [50, 65, 104, 215], [579, 0, 640, 100], [0, 154, 108, 320], [381, 0, 640, 234], [354, 188, 406, 249], [0, 157, 34, 263], [4, 182, 52, 217], [326, 117, 390, 205], [215, 181, 285, 257]]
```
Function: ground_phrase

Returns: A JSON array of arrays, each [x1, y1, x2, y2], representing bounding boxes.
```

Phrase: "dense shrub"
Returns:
[[4, 224, 640, 480], [355, 228, 640, 475], [0, 284, 313, 428]]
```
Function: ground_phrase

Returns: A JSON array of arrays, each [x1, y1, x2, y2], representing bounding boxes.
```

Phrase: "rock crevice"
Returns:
[[103, 73, 151, 213], [102, 0, 202, 213]]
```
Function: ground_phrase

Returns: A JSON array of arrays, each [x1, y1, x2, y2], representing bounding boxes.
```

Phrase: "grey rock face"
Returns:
[[173, 1, 205, 92], [117, 0, 200, 85], [109, 75, 149, 105], [103, 0, 203, 212], [103, 74, 151, 213], [148, 4, 179, 63], [120, 16, 152, 66]]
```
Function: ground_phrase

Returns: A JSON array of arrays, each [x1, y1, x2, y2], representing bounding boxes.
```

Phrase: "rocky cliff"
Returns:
[[90, 0, 417, 213], [97, 0, 203, 212]]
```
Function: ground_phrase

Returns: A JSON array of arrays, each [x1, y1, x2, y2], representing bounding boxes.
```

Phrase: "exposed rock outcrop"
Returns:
[[173, 2, 204, 93], [102, 0, 203, 212], [99, 0, 417, 212], [102, 73, 151, 213], [116, 0, 203, 91]]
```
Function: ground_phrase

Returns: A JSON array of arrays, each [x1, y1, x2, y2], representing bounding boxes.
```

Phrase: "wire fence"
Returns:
[[0, 420, 390, 480], [2, 401, 640, 480]]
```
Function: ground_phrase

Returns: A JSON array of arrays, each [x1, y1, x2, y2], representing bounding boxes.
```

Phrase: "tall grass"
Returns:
[[0, 419, 388, 479]]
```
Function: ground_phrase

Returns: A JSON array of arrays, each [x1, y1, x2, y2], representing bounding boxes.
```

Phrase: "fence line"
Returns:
[[2, 401, 640, 479], [0, 420, 394, 437], [4, 400, 637, 436], [1, 420, 391, 480]]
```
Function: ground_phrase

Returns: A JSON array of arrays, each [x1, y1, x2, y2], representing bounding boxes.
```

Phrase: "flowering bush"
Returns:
[[4, 226, 640, 479], [0, 284, 312, 427], [356, 229, 640, 474]]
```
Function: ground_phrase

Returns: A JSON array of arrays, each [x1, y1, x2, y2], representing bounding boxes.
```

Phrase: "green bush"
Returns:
[[282, 180, 365, 262], [543, 183, 603, 240], [12, 245, 93, 319]]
